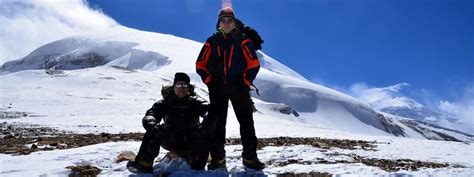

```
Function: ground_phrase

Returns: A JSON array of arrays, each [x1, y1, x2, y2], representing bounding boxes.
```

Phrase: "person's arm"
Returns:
[[194, 99, 209, 118], [196, 36, 215, 85], [142, 100, 166, 131], [194, 99, 215, 136], [241, 39, 260, 87]]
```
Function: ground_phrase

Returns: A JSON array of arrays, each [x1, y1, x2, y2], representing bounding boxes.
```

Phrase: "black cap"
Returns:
[[173, 72, 190, 85], [218, 7, 235, 20]]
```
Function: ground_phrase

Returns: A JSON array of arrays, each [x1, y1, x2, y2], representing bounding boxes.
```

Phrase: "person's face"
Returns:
[[173, 81, 189, 98], [219, 17, 235, 33]]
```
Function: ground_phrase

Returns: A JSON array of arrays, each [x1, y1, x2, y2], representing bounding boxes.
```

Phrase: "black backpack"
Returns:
[[236, 19, 264, 50]]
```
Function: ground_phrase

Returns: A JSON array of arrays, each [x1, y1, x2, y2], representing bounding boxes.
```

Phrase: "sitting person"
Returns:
[[127, 72, 214, 173]]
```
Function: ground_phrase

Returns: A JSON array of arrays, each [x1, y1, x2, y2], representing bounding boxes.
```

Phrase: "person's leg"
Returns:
[[229, 85, 265, 170], [207, 83, 229, 168], [189, 129, 211, 170], [128, 130, 162, 173], [135, 130, 162, 166], [157, 130, 207, 170], [229, 87, 257, 159]]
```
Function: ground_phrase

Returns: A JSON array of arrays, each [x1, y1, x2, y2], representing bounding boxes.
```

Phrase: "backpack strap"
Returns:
[[211, 32, 219, 46], [251, 83, 260, 96], [161, 85, 174, 99]]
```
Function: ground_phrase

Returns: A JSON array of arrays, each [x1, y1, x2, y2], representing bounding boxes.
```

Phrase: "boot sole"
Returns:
[[126, 162, 153, 174], [127, 166, 140, 173]]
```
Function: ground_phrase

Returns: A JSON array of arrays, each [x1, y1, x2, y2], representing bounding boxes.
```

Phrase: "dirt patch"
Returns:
[[358, 157, 450, 172], [0, 123, 142, 155], [227, 137, 377, 150], [272, 152, 457, 172]]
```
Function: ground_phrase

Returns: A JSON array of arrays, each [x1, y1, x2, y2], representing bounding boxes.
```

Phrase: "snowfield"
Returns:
[[1, 135, 473, 176]]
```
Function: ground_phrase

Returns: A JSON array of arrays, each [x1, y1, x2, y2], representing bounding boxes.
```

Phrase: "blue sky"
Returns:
[[87, 0, 473, 103]]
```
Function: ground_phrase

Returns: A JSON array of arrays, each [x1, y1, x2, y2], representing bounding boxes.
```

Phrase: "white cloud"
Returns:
[[0, 0, 118, 64], [439, 85, 474, 125]]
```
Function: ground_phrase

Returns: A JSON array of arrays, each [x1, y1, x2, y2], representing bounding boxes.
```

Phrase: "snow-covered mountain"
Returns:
[[351, 83, 473, 135], [1, 26, 472, 142]]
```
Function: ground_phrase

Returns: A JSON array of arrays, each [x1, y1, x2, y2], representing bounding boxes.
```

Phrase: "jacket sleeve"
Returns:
[[195, 36, 214, 85], [194, 100, 209, 117], [194, 99, 216, 133], [241, 38, 260, 86], [145, 100, 166, 124]]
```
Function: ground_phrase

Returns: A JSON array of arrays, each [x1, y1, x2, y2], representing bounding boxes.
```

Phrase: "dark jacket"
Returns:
[[145, 94, 208, 132], [196, 28, 260, 87]]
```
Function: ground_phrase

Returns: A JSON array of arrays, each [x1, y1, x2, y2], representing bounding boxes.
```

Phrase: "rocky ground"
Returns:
[[0, 122, 464, 176], [0, 122, 142, 155]]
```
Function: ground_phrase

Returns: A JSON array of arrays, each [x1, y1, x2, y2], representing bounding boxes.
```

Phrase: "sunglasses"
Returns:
[[219, 18, 234, 24], [175, 84, 189, 88]]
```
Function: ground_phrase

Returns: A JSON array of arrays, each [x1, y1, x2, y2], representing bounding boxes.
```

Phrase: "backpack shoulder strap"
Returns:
[[161, 85, 174, 98], [210, 32, 219, 45], [188, 84, 196, 97]]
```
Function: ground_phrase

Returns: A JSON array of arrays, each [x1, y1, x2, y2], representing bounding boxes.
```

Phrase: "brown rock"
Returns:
[[116, 150, 136, 163], [66, 165, 101, 177]]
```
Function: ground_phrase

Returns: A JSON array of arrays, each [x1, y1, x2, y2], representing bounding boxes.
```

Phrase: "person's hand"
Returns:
[[142, 115, 157, 131]]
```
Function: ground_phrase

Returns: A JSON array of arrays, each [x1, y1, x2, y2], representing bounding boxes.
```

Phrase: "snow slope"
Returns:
[[1, 26, 474, 176]]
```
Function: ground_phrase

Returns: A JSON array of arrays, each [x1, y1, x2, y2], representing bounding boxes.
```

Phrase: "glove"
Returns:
[[142, 115, 157, 131]]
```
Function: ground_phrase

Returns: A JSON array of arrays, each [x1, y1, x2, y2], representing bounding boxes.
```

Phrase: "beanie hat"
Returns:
[[173, 72, 190, 85], [218, 7, 235, 20]]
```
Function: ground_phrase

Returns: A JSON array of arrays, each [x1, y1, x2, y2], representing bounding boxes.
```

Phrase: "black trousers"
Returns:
[[135, 127, 209, 170], [208, 82, 258, 160]]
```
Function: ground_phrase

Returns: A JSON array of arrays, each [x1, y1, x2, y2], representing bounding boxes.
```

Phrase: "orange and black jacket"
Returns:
[[195, 31, 260, 87]]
